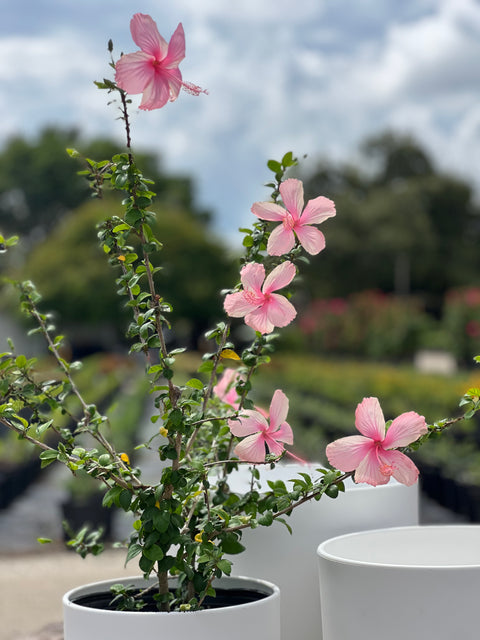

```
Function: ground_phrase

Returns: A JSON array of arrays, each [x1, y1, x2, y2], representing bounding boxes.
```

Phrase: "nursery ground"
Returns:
[[0, 493, 466, 640]]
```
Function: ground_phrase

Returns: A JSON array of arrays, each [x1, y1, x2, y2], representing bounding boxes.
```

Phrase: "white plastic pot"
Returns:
[[317, 525, 480, 640], [228, 463, 418, 640], [63, 575, 280, 640]]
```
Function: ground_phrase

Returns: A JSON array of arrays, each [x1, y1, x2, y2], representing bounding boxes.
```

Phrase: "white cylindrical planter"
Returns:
[[318, 525, 480, 640], [228, 464, 418, 640], [64, 575, 280, 640]]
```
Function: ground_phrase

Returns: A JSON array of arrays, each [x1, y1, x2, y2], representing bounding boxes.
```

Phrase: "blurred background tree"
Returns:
[[0, 126, 236, 353], [2, 126, 480, 361], [0, 127, 211, 243], [302, 131, 480, 312]]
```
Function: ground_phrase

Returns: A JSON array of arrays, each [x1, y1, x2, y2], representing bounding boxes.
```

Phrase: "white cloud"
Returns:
[[1, 0, 480, 241]]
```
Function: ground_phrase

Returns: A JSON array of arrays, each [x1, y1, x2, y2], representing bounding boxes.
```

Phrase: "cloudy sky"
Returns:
[[2, 0, 480, 243]]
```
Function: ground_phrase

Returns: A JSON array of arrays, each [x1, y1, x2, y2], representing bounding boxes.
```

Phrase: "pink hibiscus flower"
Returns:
[[251, 178, 336, 256], [326, 397, 428, 486], [224, 261, 296, 334], [214, 369, 268, 417], [229, 390, 294, 463], [115, 13, 206, 111], [214, 369, 242, 409]]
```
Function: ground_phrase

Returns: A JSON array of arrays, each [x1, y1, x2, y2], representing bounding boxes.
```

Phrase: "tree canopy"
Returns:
[[302, 132, 480, 309], [0, 127, 210, 243], [14, 197, 236, 351], [0, 127, 233, 350]]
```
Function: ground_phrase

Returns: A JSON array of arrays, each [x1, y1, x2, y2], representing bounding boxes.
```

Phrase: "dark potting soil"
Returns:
[[73, 587, 269, 612]]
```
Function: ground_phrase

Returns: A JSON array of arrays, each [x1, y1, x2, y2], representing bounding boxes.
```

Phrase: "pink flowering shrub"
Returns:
[[443, 287, 480, 364], [297, 290, 431, 360], [0, 11, 474, 613]]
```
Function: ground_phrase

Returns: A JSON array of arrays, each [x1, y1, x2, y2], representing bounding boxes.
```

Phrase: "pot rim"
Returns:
[[317, 524, 480, 570], [63, 574, 280, 617]]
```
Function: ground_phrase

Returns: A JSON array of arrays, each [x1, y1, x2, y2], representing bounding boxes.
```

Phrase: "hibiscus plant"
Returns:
[[0, 12, 477, 613]]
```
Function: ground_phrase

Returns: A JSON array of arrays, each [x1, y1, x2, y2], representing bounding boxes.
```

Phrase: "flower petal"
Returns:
[[244, 306, 275, 334], [300, 195, 336, 225], [224, 291, 259, 318], [380, 449, 421, 486], [164, 67, 183, 102], [115, 51, 154, 94], [163, 23, 185, 68], [138, 76, 171, 110], [294, 225, 326, 255], [272, 421, 294, 445], [234, 433, 267, 463], [267, 224, 295, 256], [240, 262, 266, 295], [382, 411, 428, 449], [264, 294, 297, 328], [214, 369, 241, 407], [130, 13, 167, 59], [355, 397, 386, 441], [251, 201, 286, 222], [228, 410, 267, 437], [263, 434, 286, 458], [354, 447, 391, 486], [325, 435, 373, 472], [262, 261, 296, 294], [268, 390, 289, 431], [279, 179, 304, 220]]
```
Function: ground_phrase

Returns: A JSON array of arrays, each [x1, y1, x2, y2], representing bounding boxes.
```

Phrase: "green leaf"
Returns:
[[125, 543, 143, 565], [15, 355, 27, 368], [36, 419, 54, 436], [217, 559, 232, 575], [220, 534, 245, 555], [267, 159, 282, 173], [198, 359, 214, 373], [152, 509, 170, 533], [258, 511, 274, 526], [281, 151, 295, 167], [186, 378, 204, 390], [143, 544, 164, 562], [119, 489, 132, 511], [39, 450, 58, 468], [139, 554, 155, 574], [102, 485, 123, 507]]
